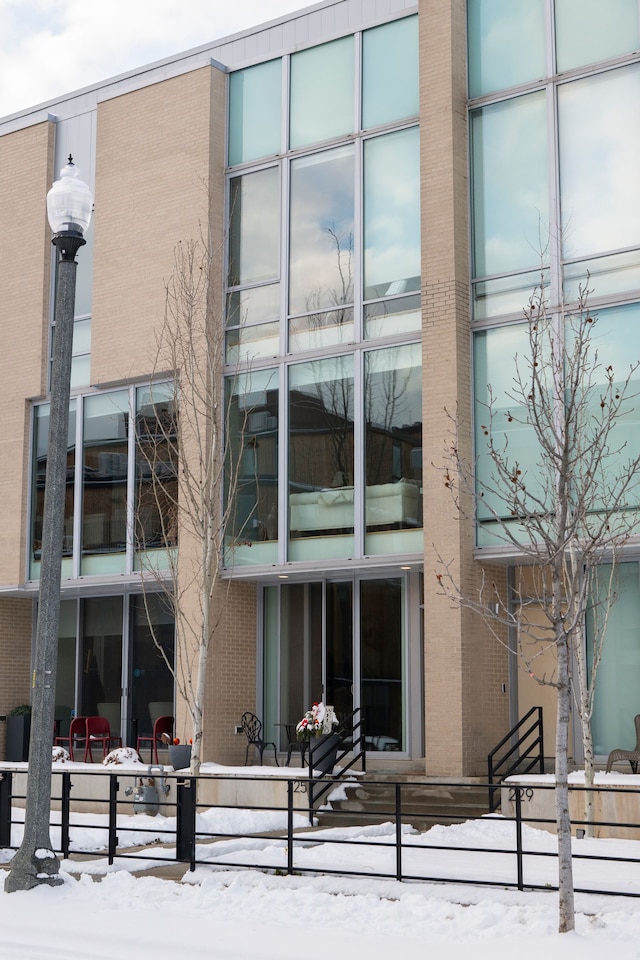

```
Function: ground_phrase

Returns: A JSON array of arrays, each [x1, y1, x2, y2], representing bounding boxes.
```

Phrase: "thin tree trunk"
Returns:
[[555, 632, 575, 933]]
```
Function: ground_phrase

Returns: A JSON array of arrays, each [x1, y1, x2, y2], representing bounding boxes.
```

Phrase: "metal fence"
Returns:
[[1, 770, 640, 898]]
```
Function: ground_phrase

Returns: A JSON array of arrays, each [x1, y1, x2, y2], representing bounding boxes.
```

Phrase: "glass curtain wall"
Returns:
[[225, 15, 422, 569], [30, 400, 76, 579], [30, 383, 175, 581], [470, 0, 640, 741]]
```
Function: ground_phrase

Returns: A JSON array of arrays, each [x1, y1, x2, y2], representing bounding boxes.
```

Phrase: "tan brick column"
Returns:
[[421, 0, 509, 775]]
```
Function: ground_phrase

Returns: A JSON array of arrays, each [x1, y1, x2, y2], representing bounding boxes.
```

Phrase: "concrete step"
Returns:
[[317, 778, 491, 830]]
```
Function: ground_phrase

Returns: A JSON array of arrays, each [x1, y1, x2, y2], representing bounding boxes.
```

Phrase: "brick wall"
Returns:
[[0, 122, 54, 585], [420, 0, 510, 775]]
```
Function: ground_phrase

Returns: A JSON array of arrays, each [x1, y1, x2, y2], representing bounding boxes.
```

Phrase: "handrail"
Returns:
[[487, 705, 544, 812], [308, 707, 365, 819]]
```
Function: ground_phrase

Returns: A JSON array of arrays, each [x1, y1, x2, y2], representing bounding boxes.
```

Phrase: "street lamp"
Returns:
[[5, 157, 93, 892]]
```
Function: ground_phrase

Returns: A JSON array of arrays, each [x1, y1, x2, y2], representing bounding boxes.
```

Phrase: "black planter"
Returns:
[[308, 732, 340, 775], [168, 744, 192, 770], [6, 715, 31, 762]]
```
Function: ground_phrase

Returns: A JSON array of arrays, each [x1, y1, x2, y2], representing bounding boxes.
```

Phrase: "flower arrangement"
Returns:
[[296, 701, 338, 740]]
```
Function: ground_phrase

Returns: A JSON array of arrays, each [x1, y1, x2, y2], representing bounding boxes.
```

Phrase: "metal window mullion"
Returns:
[[353, 349, 365, 558], [352, 577, 361, 716], [121, 591, 131, 737], [278, 362, 288, 565], [72, 395, 83, 579], [548, 81, 562, 309], [281, 158, 290, 356], [125, 385, 136, 574], [545, 0, 556, 78]]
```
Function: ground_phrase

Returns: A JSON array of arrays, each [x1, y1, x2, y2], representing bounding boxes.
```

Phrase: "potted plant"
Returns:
[[296, 702, 340, 774], [7, 704, 31, 762], [162, 732, 192, 770]]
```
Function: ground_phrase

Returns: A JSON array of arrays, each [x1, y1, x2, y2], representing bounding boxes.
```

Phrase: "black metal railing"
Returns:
[[487, 706, 544, 812], [2, 767, 640, 897]]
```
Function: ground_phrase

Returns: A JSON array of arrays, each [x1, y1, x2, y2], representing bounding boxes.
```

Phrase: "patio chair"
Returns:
[[137, 714, 174, 764], [83, 715, 122, 762], [606, 714, 640, 773], [54, 715, 88, 762], [241, 712, 279, 766]]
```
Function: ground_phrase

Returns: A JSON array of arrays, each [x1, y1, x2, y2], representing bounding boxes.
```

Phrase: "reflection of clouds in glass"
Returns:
[[571, 304, 640, 390], [364, 129, 420, 290], [289, 148, 354, 313], [468, 0, 545, 97], [230, 168, 279, 286], [556, 0, 639, 72], [475, 324, 530, 403], [559, 66, 640, 259], [472, 92, 548, 277]]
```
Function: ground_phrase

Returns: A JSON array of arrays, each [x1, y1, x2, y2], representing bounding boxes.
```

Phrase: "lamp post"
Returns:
[[5, 157, 92, 892]]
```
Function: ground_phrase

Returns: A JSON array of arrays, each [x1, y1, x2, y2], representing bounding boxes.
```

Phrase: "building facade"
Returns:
[[1, 0, 639, 775]]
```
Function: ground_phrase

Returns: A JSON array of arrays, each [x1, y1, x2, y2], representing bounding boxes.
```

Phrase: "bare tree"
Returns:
[[436, 278, 640, 933], [136, 227, 249, 775]]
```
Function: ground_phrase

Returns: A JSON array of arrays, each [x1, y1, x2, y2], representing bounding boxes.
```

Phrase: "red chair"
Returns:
[[83, 716, 122, 762], [54, 716, 88, 762], [137, 715, 174, 763]]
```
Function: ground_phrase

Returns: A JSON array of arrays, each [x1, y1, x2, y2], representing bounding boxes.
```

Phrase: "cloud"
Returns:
[[0, 0, 307, 118]]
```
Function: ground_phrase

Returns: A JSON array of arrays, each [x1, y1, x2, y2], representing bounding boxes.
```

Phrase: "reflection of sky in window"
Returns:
[[559, 66, 640, 260], [229, 168, 279, 286], [567, 303, 640, 391], [472, 92, 548, 278], [556, 0, 639, 72], [289, 37, 354, 150], [289, 147, 354, 314], [475, 324, 530, 406], [467, 0, 545, 98], [364, 128, 420, 294]]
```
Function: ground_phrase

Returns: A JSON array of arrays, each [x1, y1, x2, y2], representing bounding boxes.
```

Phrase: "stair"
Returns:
[[317, 776, 491, 831]]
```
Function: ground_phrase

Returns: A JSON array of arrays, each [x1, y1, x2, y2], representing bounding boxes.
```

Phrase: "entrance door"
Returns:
[[264, 575, 407, 754]]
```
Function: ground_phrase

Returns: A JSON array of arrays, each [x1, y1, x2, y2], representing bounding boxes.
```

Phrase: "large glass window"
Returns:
[[289, 37, 354, 149], [364, 344, 423, 554], [362, 16, 418, 129], [289, 146, 354, 318], [588, 562, 640, 756], [135, 383, 178, 571], [474, 324, 544, 543], [288, 356, 355, 561], [558, 65, 640, 266], [467, 0, 545, 98], [81, 391, 129, 575], [80, 596, 123, 736], [228, 59, 282, 166], [555, 0, 639, 72], [363, 127, 420, 300], [130, 594, 175, 746], [228, 167, 280, 287], [30, 401, 76, 580], [225, 367, 279, 567], [471, 91, 549, 279]]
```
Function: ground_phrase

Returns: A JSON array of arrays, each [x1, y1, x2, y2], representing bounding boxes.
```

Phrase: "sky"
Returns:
[[0, 0, 314, 119], [2, 757, 640, 958], [3, 762, 640, 959]]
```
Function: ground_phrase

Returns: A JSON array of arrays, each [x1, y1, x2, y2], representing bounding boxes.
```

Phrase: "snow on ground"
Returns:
[[1, 810, 640, 958], [1, 762, 640, 958]]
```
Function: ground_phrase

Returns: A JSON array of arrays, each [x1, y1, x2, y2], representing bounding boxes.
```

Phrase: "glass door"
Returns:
[[264, 574, 407, 754]]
